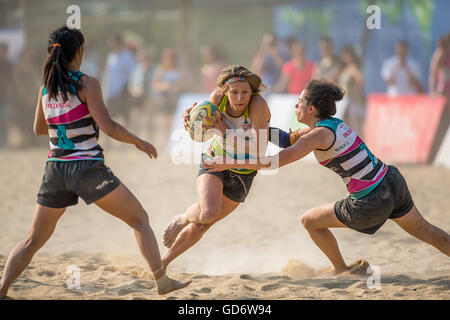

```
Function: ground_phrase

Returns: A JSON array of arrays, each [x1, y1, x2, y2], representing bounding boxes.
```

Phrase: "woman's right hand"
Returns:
[[182, 102, 197, 130]]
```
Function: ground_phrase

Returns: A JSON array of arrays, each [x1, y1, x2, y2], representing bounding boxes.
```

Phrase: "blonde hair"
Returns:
[[217, 65, 266, 94]]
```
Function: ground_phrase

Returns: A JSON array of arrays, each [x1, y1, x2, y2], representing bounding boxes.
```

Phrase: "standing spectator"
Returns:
[[251, 33, 285, 92], [200, 45, 224, 93], [102, 34, 137, 122], [0, 42, 12, 149], [274, 41, 315, 94], [128, 48, 156, 135], [381, 40, 424, 96], [429, 33, 450, 98], [152, 48, 186, 145], [12, 47, 42, 147], [314, 36, 343, 84], [80, 43, 100, 78], [338, 44, 366, 137]]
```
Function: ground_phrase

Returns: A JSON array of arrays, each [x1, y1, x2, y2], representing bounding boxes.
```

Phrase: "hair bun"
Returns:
[[333, 86, 344, 102]]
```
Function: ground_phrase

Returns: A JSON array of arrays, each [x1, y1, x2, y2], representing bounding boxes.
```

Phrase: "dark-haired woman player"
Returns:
[[205, 79, 450, 275], [0, 26, 190, 298]]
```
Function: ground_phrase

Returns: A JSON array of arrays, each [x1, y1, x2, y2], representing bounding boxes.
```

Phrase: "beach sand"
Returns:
[[0, 145, 449, 300]]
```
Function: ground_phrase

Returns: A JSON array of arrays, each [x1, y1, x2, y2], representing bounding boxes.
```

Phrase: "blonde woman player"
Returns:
[[161, 65, 271, 271], [0, 26, 190, 298], [205, 79, 450, 275]]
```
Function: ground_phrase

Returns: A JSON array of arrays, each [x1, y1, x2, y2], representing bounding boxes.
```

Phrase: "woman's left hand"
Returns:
[[203, 156, 230, 172], [136, 139, 158, 159]]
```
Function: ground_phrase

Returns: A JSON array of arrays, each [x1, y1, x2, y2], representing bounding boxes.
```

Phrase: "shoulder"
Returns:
[[77, 75, 102, 101], [249, 94, 269, 110], [80, 74, 101, 90], [306, 126, 335, 150], [248, 94, 270, 119], [209, 88, 223, 106]]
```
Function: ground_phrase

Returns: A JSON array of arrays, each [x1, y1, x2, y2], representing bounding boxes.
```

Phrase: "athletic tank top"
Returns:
[[42, 70, 104, 162], [314, 117, 387, 199], [206, 95, 256, 174]]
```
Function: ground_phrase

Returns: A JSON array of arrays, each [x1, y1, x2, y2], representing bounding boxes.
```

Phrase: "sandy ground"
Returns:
[[0, 141, 449, 300]]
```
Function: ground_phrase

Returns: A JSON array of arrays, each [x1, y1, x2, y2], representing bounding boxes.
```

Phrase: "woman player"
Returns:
[[161, 65, 271, 271], [0, 26, 190, 298], [204, 79, 450, 275]]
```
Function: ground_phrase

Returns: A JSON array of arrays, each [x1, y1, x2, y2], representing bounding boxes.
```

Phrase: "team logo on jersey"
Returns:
[[242, 119, 250, 130]]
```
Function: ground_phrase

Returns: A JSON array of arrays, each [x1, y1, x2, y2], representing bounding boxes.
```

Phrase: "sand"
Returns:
[[0, 145, 449, 300]]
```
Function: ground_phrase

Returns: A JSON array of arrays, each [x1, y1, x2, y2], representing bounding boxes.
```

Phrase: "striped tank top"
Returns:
[[206, 95, 256, 174], [42, 70, 104, 162], [314, 117, 387, 199]]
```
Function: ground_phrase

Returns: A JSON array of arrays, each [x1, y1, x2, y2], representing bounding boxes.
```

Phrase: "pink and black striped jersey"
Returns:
[[41, 71, 104, 162]]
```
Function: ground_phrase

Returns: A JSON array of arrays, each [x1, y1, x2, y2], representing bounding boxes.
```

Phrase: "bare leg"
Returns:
[[163, 174, 224, 248], [162, 174, 239, 270], [0, 205, 66, 298], [392, 204, 450, 256], [95, 183, 190, 295], [300, 202, 350, 274]]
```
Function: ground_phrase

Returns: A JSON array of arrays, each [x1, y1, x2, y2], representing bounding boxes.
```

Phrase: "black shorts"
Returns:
[[37, 160, 121, 208], [334, 165, 414, 235], [198, 154, 257, 203]]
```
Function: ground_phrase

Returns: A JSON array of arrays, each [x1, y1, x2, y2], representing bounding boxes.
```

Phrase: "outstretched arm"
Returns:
[[268, 127, 312, 148], [79, 75, 157, 159], [204, 127, 330, 171]]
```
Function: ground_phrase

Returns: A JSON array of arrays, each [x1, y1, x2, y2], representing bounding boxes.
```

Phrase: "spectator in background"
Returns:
[[80, 43, 100, 78], [339, 44, 366, 137], [251, 33, 284, 93], [381, 40, 424, 96], [314, 36, 343, 84], [429, 33, 450, 98], [200, 45, 224, 93], [102, 34, 137, 122], [12, 47, 42, 147], [152, 48, 186, 145], [128, 48, 156, 134], [0, 42, 12, 149], [275, 42, 315, 94], [274, 41, 315, 94]]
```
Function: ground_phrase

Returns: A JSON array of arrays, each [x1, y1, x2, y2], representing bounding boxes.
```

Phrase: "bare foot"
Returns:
[[347, 259, 370, 275], [163, 215, 187, 248], [156, 274, 191, 295], [316, 266, 349, 277], [0, 287, 8, 300], [316, 259, 369, 277]]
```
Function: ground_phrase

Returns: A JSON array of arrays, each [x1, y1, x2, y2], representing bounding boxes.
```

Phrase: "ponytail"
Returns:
[[42, 26, 85, 102]]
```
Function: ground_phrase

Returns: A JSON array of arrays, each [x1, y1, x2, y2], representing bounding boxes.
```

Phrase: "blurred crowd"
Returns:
[[0, 30, 449, 149]]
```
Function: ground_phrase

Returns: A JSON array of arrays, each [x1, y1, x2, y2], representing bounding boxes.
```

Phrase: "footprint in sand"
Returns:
[[240, 274, 257, 281], [260, 283, 282, 291], [195, 287, 211, 293], [37, 270, 56, 277], [243, 285, 255, 292]]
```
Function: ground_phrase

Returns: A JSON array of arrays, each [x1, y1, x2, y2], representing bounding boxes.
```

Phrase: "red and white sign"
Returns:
[[364, 94, 446, 163]]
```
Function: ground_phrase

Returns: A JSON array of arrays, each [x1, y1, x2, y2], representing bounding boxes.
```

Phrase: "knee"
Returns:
[[198, 207, 220, 225], [300, 211, 315, 231], [23, 233, 45, 251], [128, 210, 150, 231]]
